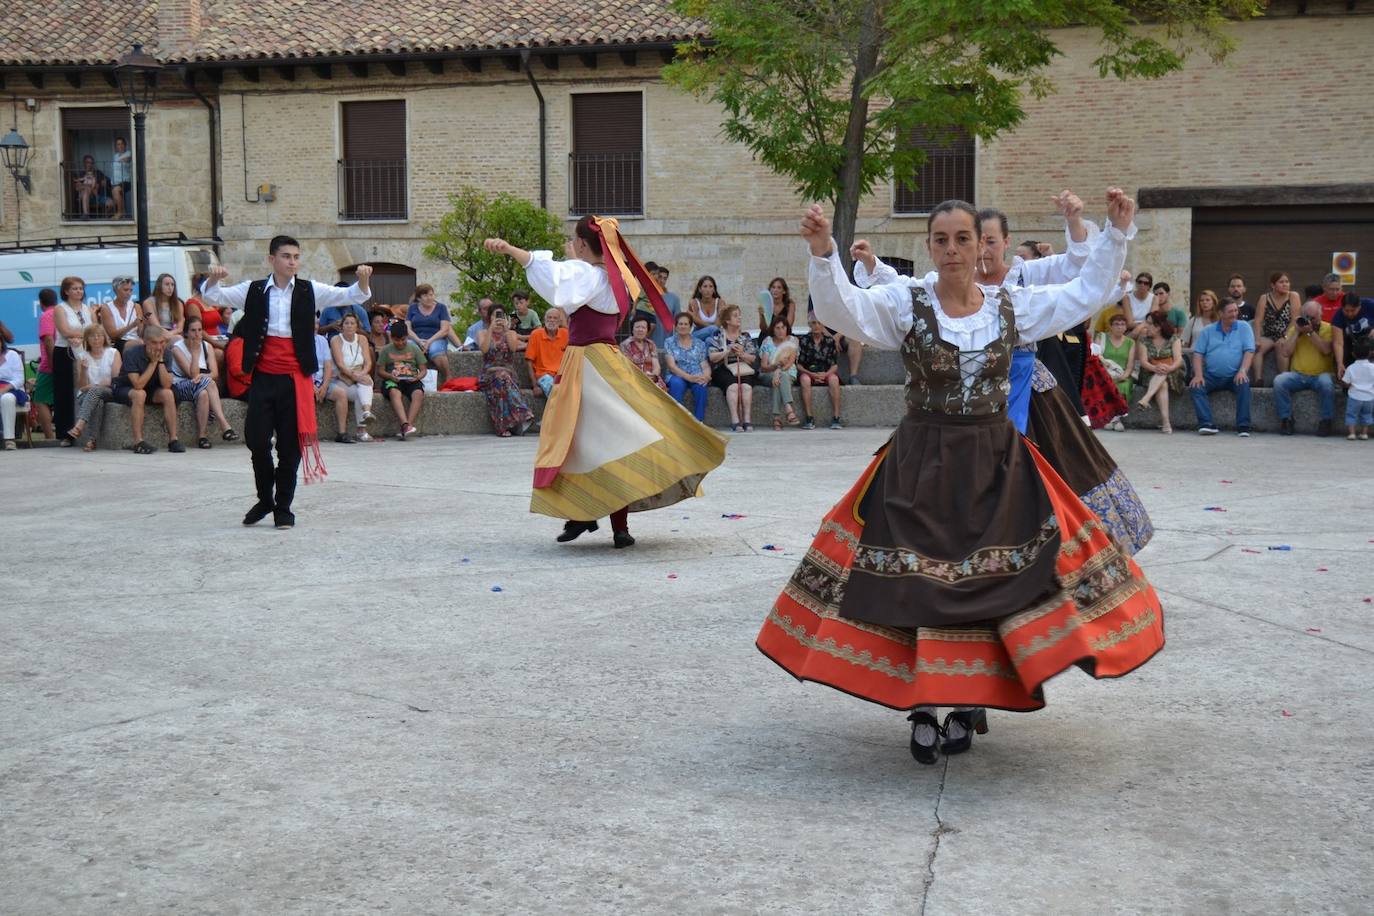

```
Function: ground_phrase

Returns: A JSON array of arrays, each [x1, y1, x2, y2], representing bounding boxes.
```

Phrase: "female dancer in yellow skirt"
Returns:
[[485, 217, 727, 548], [757, 192, 1164, 765]]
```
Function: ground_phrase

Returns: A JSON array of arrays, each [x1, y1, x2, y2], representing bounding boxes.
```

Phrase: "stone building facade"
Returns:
[[1, 0, 1371, 323]]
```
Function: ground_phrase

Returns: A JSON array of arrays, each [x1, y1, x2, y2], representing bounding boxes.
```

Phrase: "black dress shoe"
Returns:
[[556, 520, 598, 542], [273, 509, 295, 529], [940, 708, 989, 755], [613, 530, 636, 549], [907, 710, 942, 765], [242, 501, 274, 526], [1280, 417, 1295, 436]]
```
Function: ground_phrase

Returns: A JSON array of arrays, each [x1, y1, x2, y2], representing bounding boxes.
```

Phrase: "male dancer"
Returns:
[[201, 236, 372, 529]]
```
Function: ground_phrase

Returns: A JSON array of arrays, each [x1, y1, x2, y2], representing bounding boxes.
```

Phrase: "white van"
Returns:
[[0, 243, 218, 350]]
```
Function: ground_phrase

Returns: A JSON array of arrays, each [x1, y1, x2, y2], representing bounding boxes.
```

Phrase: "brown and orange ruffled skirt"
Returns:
[[756, 410, 1164, 712]]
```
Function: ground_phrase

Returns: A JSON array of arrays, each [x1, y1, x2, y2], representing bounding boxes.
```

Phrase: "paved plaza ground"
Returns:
[[2, 428, 1371, 915]]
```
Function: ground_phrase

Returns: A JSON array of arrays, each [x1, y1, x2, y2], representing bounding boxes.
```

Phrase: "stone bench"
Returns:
[[1120, 384, 1347, 434]]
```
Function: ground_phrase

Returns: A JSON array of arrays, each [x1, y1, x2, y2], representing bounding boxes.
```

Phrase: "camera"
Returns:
[[1295, 316, 1310, 328]]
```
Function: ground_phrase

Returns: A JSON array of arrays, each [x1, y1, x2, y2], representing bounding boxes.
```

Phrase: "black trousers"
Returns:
[[53, 346, 77, 434], [245, 371, 302, 510]]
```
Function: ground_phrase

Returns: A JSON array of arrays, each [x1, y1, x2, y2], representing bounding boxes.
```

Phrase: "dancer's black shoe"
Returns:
[[273, 509, 296, 530], [907, 710, 942, 765], [556, 520, 599, 542], [242, 501, 273, 526], [940, 708, 988, 755], [613, 530, 636, 549]]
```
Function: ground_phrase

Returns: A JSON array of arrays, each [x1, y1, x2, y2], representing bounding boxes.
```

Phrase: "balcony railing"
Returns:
[[338, 159, 408, 220], [60, 161, 134, 221], [569, 151, 643, 216]]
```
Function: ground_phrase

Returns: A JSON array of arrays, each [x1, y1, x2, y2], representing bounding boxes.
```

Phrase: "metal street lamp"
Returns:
[[1, 100, 33, 245], [113, 43, 162, 301]]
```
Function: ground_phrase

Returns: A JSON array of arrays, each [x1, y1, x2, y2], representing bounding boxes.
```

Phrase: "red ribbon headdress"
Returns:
[[585, 217, 675, 330]]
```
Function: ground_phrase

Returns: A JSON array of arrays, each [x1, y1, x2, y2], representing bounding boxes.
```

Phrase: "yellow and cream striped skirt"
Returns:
[[531, 343, 727, 521]]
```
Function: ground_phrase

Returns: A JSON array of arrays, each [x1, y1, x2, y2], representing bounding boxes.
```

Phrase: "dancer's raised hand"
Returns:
[[800, 204, 832, 257], [484, 238, 515, 256], [849, 239, 877, 274], [1052, 190, 1084, 222], [1105, 188, 1136, 232]]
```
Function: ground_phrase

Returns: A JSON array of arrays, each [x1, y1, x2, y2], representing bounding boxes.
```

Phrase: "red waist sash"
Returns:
[[258, 336, 326, 484]]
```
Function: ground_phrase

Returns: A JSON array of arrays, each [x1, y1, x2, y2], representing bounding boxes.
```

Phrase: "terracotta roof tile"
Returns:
[[0, 0, 707, 67]]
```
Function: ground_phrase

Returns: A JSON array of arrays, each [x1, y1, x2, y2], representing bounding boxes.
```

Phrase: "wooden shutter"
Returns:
[[570, 93, 643, 215], [61, 107, 131, 131], [340, 101, 407, 219], [895, 125, 975, 214]]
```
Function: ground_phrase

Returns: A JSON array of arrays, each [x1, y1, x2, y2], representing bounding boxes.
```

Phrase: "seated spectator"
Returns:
[[509, 291, 540, 340], [757, 277, 798, 339], [101, 275, 143, 354], [1116, 271, 1155, 331], [708, 304, 758, 431], [1151, 282, 1189, 333], [525, 307, 568, 397], [113, 326, 182, 454], [329, 313, 376, 441], [186, 273, 227, 340], [1226, 274, 1254, 323], [318, 296, 369, 339], [758, 315, 800, 429], [170, 315, 238, 448], [462, 298, 496, 350], [1332, 292, 1374, 380], [1342, 337, 1374, 441], [1180, 289, 1219, 362], [1095, 313, 1137, 428], [310, 323, 354, 443], [224, 334, 252, 402], [367, 308, 392, 355], [797, 314, 843, 430], [73, 155, 112, 218], [142, 273, 185, 342], [1313, 273, 1345, 323], [377, 319, 427, 440], [653, 264, 680, 348], [478, 308, 534, 438], [663, 312, 711, 421], [1133, 312, 1184, 433], [407, 284, 452, 383], [1274, 301, 1336, 437], [0, 336, 27, 450], [620, 315, 666, 391], [1252, 271, 1298, 385], [688, 276, 724, 343], [1188, 300, 1254, 437], [64, 324, 121, 450]]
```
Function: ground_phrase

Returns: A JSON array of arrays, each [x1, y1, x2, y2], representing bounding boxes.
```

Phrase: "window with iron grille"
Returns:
[[569, 92, 643, 216], [339, 100, 407, 220], [60, 107, 133, 221], [894, 125, 975, 215]]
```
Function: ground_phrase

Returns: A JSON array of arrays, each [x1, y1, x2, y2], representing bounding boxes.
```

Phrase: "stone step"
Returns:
[[89, 383, 910, 448]]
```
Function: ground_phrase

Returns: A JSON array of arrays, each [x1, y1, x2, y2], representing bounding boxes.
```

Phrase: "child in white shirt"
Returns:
[[1341, 336, 1374, 440]]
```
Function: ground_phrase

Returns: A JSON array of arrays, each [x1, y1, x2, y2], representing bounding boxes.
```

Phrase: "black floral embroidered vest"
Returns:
[[900, 285, 1015, 417]]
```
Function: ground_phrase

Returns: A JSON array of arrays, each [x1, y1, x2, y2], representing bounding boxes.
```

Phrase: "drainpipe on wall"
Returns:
[[519, 50, 548, 210], [184, 68, 221, 246]]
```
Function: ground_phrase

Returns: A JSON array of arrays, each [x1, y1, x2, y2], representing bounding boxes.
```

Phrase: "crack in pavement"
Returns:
[[918, 755, 952, 916], [1155, 586, 1374, 655]]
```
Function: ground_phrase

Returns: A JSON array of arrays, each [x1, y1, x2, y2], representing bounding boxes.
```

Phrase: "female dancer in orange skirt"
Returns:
[[757, 192, 1164, 765], [485, 217, 727, 548]]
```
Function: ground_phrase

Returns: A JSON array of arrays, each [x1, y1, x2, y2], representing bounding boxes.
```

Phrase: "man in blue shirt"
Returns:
[[318, 298, 370, 339], [1331, 292, 1374, 379], [1189, 300, 1255, 436]]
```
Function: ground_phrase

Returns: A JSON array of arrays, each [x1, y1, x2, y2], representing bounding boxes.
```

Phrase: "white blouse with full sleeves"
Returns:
[[808, 222, 1133, 353], [524, 251, 617, 316], [855, 220, 1104, 291]]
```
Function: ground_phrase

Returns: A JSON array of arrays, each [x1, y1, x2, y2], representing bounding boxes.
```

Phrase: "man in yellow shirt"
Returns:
[[1274, 300, 1335, 436]]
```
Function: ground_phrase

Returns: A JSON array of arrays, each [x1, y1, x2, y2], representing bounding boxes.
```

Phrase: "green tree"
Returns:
[[665, 0, 1261, 262], [422, 186, 566, 334]]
